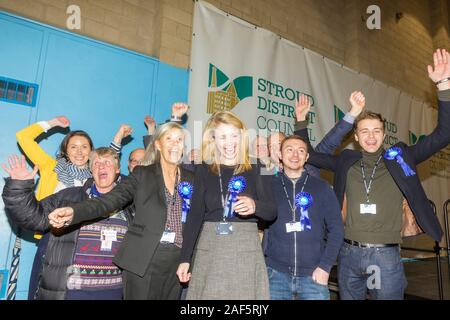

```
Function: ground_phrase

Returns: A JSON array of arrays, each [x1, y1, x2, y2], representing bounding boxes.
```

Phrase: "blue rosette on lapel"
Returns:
[[295, 192, 313, 231], [227, 176, 247, 218], [384, 147, 416, 177], [178, 182, 193, 223]]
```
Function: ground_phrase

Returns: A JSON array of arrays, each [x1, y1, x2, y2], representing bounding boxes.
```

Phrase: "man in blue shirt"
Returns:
[[265, 134, 344, 300]]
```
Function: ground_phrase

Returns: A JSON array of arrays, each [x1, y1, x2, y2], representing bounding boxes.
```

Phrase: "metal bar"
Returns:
[[444, 199, 450, 291], [430, 200, 444, 300]]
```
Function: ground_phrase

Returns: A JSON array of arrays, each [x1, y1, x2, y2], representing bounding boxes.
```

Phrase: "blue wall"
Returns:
[[0, 11, 189, 299]]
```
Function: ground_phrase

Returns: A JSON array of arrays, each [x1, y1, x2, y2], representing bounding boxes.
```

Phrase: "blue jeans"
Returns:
[[267, 266, 330, 300], [338, 242, 407, 300]]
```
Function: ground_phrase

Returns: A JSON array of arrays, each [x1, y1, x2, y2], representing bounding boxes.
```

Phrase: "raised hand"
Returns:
[[428, 49, 450, 90], [48, 116, 70, 128], [48, 207, 74, 229], [348, 91, 366, 117], [144, 115, 156, 135], [295, 94, 311, 122], [2, 155, 38, 180], [113, 124, 133, 145], [172, 102, 189, 119]]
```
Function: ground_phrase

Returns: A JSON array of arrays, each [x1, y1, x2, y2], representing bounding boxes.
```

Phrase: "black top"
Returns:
[[180, 163, 277, 263]]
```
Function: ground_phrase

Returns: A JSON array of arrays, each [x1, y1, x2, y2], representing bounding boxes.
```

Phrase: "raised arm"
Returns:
[[15, 116, 70, 170], [2, 155, 50, 231], [408, 49, 450, 163], [294, 94, 339, 172], [143, 115, 156, 149], [110, 124, 133, 154], [142, 103, 188, 148], [315, 91, 365, 154]]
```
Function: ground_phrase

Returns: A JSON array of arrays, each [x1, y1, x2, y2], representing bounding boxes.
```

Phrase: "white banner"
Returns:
[[187, 1, 450, 240]]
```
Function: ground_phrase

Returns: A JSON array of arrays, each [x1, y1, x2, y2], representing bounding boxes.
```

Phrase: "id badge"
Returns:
[[216, 222, 233, 235], [101, 228, 117, 251], [286, 221, 301, 233], [360, 203, 377, 214], [160, 230, 176, 243]]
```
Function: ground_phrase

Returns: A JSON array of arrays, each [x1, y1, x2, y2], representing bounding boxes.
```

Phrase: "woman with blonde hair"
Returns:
[[47, 121, 195, 299], [177, 111, 277, 299]]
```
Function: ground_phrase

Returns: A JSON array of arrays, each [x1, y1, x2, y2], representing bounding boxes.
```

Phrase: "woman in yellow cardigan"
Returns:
[[16, 116, 131, 299]]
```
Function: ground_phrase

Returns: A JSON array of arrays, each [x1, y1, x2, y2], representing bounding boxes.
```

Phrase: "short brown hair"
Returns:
[[280, 135, 308, 151], [354, 110, 385, 131]]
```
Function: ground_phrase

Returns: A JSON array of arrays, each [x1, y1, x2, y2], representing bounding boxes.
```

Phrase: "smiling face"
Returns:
[[214, 123, 241, 164], [280, 137, 309, 174], [155, 128, 185, 165], [91, 154, 120, 193], [354, 118, 385, 153], [66, 135, 92, 168]]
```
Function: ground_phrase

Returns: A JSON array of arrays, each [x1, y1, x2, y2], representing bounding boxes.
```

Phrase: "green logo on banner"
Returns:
[[207, 64, 253, 114], [409, 131, 426, 145], [334, 105, 345, 123]]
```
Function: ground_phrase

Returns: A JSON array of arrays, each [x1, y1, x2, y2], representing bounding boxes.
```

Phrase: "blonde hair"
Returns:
[[88, 147, 120, 171], [141, 122, 185, 166], [202, 111, 252, 175]]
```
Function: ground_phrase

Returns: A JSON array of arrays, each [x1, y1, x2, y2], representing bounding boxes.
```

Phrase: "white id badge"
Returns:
[[100, 229, 117, 251], [102, 229, 117, 242], [360, 203, 377, 214], [285, 221, 302, 233], [160, 231, 176, 243]]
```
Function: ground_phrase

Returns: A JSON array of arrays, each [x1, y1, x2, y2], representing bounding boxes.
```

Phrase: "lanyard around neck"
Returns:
[[360, 155, 383, 203], [218, 165, 239, 208], [281, 172, 309, 221]]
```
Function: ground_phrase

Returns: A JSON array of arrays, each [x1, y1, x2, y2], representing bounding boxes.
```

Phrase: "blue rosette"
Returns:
[[226, 176, 247, 218], [384, 147, 416, 177], [295, 192, 313, 231], [177, 181, 193, 223]]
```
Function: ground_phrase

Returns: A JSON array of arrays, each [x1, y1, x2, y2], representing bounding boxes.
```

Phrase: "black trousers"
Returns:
[[122, 243, 182, 300]]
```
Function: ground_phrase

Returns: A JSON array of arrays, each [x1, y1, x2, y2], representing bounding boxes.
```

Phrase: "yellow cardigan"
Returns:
[[16, 123, 58, 201]]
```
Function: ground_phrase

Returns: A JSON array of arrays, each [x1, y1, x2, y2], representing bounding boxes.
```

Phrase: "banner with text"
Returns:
[[187, 1, 450, 230]]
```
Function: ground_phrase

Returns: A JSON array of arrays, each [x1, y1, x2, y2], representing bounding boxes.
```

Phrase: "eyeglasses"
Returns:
[[92, 160, 115, 168], [128, 159, 141, 165]]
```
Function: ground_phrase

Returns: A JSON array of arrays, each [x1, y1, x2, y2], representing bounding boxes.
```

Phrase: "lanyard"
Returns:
[[281, 172, 309, 221], [218, 165, 238, 220], [360, 155, 383, 203]]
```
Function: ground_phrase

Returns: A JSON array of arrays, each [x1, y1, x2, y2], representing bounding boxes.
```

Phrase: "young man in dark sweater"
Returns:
[[264, 135, 344, 300], [295, 49, 450, 300]]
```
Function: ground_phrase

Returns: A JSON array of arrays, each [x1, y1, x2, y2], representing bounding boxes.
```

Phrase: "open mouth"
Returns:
[[169, 149, 180, 157], [365, 140, 378, 146], [223, 145, 237, 157], [98, 172, 109, 180]]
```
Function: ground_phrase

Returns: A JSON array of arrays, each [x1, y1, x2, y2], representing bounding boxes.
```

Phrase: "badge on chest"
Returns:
[[360, 203, 377, 214], [160, 230, 176, 243], [101, 228, 117, 251], [285, 221, 302, 233]]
